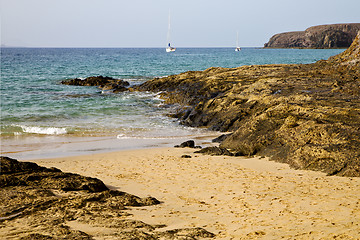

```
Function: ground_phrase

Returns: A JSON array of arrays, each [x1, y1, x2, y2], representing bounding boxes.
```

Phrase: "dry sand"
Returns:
[[34, 147, 360, 239]]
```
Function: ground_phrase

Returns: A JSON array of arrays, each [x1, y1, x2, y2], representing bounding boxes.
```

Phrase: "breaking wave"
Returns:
[[19, 125, 68, 135]]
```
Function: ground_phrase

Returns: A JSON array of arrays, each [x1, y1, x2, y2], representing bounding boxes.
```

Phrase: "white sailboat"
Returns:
[[166, 10, 176, 52], [235, 31, 241, 51]]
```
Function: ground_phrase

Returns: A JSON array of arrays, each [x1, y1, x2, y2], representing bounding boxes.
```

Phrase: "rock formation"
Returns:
[[0, 156, 215, 239], [264, 23, 360, 48], [137, 32, 360, 177], [61, 75, 130, 93], [1, 156, 108, 192]]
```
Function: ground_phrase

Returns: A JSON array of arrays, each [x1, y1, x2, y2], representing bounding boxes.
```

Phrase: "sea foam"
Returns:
[[20, 126, 68, 135]]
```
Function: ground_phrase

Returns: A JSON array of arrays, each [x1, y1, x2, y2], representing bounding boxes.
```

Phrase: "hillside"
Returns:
[[264, 23, 360, 48]]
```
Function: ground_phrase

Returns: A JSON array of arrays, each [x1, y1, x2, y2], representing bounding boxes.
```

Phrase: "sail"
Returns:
[[166, 10, 176, 52], [236, 31, 239, 47], [235, 31, 241, 51]]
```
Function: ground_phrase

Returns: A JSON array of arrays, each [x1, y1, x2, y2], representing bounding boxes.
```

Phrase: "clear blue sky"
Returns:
[[1, 0, 360, 47]]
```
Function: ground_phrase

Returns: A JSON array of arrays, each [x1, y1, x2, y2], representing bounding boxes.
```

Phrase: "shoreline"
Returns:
[[0, 132, 221, 161], [28, 146, 360, 239], [135, 32, 360, 177], [1, 33, 359, 238]]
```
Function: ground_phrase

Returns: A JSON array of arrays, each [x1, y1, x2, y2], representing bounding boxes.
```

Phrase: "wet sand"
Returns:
[[0, 133, 218, 160], [34, 147, 360, 239]]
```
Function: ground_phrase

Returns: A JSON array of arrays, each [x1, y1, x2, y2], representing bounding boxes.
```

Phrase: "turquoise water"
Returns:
[[1, 47, 344, 139]]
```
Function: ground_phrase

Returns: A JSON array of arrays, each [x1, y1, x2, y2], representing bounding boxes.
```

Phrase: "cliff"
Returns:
[[137, 32, 360, 177], [264, 23, 360, 48]]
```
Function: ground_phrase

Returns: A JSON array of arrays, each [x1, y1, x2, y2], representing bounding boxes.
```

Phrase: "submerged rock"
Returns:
[[61, 75, 130, 93], [137, 32, 360, 177]]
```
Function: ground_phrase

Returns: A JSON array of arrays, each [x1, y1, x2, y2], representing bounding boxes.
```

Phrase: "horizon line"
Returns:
[[1, 45, 262, 49]]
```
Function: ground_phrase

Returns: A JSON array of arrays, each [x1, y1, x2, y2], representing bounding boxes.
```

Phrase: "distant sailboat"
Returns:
[[166, 10, 176, 52], [235, 31, 241, 51]]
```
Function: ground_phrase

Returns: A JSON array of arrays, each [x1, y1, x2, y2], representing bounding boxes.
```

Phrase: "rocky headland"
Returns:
[[0, 156, 215, 239], [264, 23, 360, 48], [137, 32, 360, 177]]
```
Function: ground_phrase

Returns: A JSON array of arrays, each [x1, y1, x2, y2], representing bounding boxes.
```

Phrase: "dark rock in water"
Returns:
[[61, 75, 130, 93], [264, 23, 360, 48], [195, 146, 234, 156], [61, 75, 116, 86], [112, 86, 129, 93], [137, 32, 360, 177]]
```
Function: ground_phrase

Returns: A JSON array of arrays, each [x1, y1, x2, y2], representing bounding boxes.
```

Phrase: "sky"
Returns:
[[1, 0, 360, 48]]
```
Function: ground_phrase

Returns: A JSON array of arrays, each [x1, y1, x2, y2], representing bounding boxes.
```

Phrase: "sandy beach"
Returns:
[[30, 146, 360, 239]]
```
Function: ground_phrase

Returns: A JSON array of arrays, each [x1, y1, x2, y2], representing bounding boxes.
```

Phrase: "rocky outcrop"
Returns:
[[61, 75, 130, 93], [195, 146, 234, 156], [137, 32, 360, 177], [264, 23, 360, 48], [0, 156, 108, 192], [0, 156, 214, 239]]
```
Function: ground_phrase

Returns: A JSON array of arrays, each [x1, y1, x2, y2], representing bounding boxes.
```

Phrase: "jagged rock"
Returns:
[[0, 156, 108, 192], [264, 23, 360, 48], [0, 157, 214, 239], [136, 32, 360, 177], [156, 227, 216, 239], [1, 156, 60, 174], [212, 133, 232, 143], [61, 75, 130, 93], [19, 233, 56, 240], [195, 146, 234, 156]]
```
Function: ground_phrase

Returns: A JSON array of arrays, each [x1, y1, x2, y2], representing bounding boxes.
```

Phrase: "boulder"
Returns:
[[175, 140, 195, 148], [174, 140, 201, 148]]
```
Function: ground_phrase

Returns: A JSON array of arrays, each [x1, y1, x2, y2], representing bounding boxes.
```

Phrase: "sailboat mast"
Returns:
[[236, 31, 239, 47], [167, 10, 171, 45], [166, 10, 176, 52]]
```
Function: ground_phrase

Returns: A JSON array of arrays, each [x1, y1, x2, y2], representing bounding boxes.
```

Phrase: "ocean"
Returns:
[[1, 47, 344, 159]]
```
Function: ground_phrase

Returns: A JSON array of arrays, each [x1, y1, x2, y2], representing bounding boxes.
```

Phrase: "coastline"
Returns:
[[24, 146, 360, 239], [0, 132, 220, 161], [136, 32, 360, 177], [1, 33, 359, 239]]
